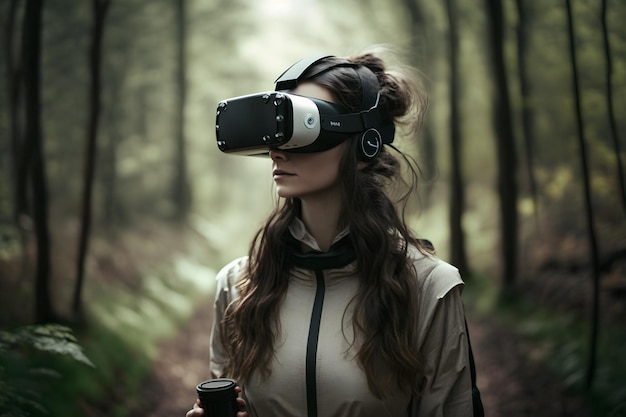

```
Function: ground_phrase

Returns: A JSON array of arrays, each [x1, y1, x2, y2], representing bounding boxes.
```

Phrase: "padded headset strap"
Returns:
[[354, 65, 379, 111], [275, 55, 379, 111], [275, 54, 332, 91]]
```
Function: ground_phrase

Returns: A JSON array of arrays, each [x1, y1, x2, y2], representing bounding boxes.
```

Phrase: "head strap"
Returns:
[[274, 54, 332, 91], [275, 55, 380, 113]]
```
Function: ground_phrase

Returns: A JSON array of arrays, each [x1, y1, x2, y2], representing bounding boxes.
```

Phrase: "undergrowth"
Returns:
[[466, 273, 626, 417], [0, 221, 219, 417]]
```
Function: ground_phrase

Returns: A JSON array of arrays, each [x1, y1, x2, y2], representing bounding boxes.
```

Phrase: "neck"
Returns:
[[299, 193, 342, 252]]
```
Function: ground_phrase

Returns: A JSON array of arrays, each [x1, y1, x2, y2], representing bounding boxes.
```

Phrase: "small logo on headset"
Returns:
[[361, 129, 382, 159], [330, 120, 341, 127]]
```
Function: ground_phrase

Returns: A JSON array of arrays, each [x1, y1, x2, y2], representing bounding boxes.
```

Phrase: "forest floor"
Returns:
[[129, 297, 594, 417]]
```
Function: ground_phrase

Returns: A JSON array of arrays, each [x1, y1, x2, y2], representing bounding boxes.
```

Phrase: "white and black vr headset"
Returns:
[[215, 54, 395, 161]]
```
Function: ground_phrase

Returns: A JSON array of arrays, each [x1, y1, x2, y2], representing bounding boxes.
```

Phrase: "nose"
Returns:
[[269, 149, 288, 161]]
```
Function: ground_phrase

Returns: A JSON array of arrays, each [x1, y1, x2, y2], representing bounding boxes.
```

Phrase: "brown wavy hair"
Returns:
[[221, 49, 430, 398]]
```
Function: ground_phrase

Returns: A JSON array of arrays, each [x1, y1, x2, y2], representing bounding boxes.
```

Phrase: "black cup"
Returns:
[[196, 378, 239, 417]]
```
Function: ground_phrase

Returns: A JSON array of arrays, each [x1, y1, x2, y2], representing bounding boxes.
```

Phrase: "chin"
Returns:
[[277, 192, 300, 199], [275, 188, 296, 199]]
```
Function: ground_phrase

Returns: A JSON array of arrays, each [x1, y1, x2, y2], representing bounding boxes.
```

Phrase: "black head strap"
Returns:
[[275, 55, 379, 113], [274, 54, 332, 91], [354, 65, 379, 111]]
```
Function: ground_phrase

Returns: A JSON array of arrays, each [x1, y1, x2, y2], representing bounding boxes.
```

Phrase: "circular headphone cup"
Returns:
[[359, 128, 383, 161]]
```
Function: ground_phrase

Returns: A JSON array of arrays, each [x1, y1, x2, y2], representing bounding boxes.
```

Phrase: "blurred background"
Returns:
[[0, 0, 625, 416]]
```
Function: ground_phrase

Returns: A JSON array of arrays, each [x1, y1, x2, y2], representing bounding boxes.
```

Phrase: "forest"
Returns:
[[0, 0, 625, 416]]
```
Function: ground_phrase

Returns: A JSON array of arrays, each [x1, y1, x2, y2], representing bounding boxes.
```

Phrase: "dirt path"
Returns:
[[129, 301, 215, 417], [468, 317, 592, 417], [132, 305, 593, 417]]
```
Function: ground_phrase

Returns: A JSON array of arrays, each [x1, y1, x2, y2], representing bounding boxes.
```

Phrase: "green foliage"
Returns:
[[1, 217, 219, 416], [37, 320, 152, 417], [0, 324, 94, 417], [0, 324, 94, 367], [0, 362, 49, 417], [514, 305, 626, 417], [0, 320, 156, 417], [51, 229, 216, 416]]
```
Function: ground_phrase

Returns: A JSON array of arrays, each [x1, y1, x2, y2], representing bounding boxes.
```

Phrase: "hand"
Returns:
[[235, 385, 249, 417], [185, 399, 204, 417]]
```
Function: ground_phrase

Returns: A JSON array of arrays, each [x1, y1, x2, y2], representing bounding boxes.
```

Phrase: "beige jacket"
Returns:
[[210, 221, 473, 417]]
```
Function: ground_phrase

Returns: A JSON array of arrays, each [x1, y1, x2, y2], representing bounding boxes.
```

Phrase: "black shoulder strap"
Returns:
[[465, 319, 485, 417]]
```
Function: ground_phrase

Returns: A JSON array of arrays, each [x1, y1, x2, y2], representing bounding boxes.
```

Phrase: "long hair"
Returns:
[[221, 50, 430, 397]]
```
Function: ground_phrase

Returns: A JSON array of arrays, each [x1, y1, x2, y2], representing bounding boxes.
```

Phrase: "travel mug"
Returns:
[[196, 378, 239, 417]]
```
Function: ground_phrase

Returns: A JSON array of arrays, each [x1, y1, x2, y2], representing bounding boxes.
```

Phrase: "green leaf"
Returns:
[[0, 324, 94, 367]]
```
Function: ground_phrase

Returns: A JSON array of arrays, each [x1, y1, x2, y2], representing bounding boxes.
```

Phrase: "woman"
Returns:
[[188, 50, 474, 417]]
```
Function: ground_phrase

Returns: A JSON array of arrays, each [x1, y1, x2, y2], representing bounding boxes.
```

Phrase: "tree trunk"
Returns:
[[22, 0, 55, 324], [102, 67, 123, 227], [444, 0, 469, 278], [564, 0, 601, 390], [8, 0, 33, 223], [171, 0, 192, 221], [73, 0, 111, 318], [515, 0, 539, 226], [404, 0, 438, 207], [601, 0, 626, 217], [485, 0, 518, 297], [6, 0, 21, 221]]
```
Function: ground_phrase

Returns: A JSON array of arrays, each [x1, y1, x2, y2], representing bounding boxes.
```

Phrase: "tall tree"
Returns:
[[171, 0, 192, 221], [403, 0, 438, 206], [484, 0, 518, 297], [73, 0, 111, 317], [515, 0, 539, 226], [101, 64, 124, 227], [6, 0, 22, 221], [22, 0, 55, 323], [601, 0, 626, 217], [8, 0, 32, 223], [564, 0, 601, 390], [444, 0, 469, 278]]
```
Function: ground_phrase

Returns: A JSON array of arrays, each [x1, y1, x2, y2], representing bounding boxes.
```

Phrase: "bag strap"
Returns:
[[465, 319, 485, 417]]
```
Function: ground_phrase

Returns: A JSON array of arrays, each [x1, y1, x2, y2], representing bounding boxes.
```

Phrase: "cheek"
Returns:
[[289, 158, 341, 195], [326, 161, 342, 184], [312, 169, 340, 189], [312, 156, 341, 184], [317, 144, 345, 177]]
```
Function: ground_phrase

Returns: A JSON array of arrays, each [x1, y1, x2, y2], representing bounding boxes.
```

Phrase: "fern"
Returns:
[[0, 324, 94, 416], [0, 372, 48, 417], [0, 324, 93, 367]]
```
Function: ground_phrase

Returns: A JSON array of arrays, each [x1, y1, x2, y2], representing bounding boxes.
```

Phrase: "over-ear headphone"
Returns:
[[350, 65, 387, 161], [359, 128, 383, 161]]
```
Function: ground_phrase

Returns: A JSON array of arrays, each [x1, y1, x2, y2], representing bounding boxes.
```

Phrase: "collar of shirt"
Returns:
[[287, 217, 350, 252]]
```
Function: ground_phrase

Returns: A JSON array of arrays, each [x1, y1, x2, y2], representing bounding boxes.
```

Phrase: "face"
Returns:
[[269, 82, 345, 200]]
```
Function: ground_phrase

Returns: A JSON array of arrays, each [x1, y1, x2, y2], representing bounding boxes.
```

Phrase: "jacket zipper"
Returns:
[[306, 270, 325, 417]]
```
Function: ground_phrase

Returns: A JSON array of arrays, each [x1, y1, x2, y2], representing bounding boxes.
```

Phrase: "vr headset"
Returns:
[[215, 54, 395, 160]]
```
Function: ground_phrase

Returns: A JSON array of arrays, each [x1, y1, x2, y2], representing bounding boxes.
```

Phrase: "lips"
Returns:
[[273, 169, 292, 175], [272, 169, 295, 179]]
